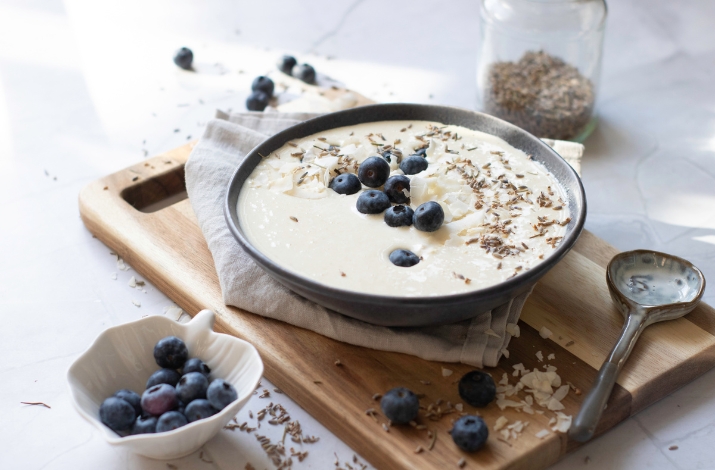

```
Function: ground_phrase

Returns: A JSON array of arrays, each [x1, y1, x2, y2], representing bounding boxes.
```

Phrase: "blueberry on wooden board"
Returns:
[[380, 387, 419, 424], [450, 415, 488, 452], [458, 370, 496, 407]]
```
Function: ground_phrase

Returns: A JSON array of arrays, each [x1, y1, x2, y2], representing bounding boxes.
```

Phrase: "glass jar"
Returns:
[[476, 0, 607, 142]]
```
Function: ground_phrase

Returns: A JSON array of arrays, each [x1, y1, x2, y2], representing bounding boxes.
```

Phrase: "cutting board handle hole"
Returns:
[[121, 165, 187, 213]]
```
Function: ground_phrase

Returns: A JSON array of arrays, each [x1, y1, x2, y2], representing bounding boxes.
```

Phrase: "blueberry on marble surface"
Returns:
[[173, 47, 193, 70], [156, 411, 188, 433], [329, 173, 361, 195], [450, 415, 488, 452], [384, 205, 414, 227], [176, 371, 209, 404], [141, 383, 178, 416], [358, 156, 390, 188], [131, 415, 157, 435], [99, 397, 136, 432], [458, 370, 496, 407], [207, 379, 238, 410], [251, 76, 275, 97], [292, 63, 316, 84], [389, 249, 420, 267], [356, 190, 391, 214], [246, 91, 270, 111], [184, 399, 218, 423], [113, 389, 142, 417], [399, 155, 428, 175], [182, 358, 211, 378], [380, 387, 419, 424], [278, 55, 297, 74], [383, 175, 410, 204], [146, 368, 181, 389], [154, 336, 189, 369], [413, 201, 444, 232]]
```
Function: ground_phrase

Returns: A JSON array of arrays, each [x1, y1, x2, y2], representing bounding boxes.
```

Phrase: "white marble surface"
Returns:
[[1, 0, 714, 468]]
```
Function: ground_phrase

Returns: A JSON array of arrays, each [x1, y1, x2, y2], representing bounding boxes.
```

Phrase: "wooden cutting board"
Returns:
[[79, 143, 715, 469]]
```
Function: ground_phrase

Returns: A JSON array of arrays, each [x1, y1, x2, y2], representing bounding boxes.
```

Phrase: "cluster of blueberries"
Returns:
[[328, 148, 444, 268], [98, 336, 238, 436], [381, 370, 495, 452], [246, 55, 317, 112]]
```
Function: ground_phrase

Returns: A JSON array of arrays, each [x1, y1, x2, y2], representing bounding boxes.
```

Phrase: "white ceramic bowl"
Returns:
[[67, 310, 263, 459]]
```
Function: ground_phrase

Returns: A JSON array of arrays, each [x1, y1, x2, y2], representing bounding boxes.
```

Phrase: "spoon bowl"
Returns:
[[569, 250, 706, 442]]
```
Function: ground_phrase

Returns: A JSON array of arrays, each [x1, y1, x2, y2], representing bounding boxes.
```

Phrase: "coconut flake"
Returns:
[[441, 367, 453, 377], [499, 373, 509, 385], [506, 323, 521, 338], [551, 412, 572, 433], [455, 403, 464, 412], [128, 276, 137, 288], [501, 348, 510, 359], [494, 416, 509, 431], [116, 258, 129, 271], [547, 397, 565, 411], [164, 306, 184, 321], [552, 385, 570, 402], [535, 429, 550, 439], [110, 272, 117, 280], [536, 351, 544, 362], [547, 353, 556, 361], [131, 299, 141, 307], [539, 326, 553, 339]]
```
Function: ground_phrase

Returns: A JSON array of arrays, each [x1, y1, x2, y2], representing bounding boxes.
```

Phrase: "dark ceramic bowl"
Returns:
[[225, 104, 586, 327]]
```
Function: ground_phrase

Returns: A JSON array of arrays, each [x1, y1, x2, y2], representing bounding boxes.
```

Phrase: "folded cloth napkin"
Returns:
[[185, 111, 584, 367]]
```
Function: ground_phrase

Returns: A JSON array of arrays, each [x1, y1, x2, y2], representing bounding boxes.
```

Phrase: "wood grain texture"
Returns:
[[79, 143, 715, 470]]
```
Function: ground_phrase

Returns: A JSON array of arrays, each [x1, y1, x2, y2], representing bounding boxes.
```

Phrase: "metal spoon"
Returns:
[[569, 250, 706, 442]]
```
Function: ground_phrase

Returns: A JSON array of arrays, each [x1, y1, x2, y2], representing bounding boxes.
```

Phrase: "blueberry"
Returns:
[[450, 415, 488, 452], [99, 397, 136, 432], [383, 175, 410, 204], [246, 91, 270, 111], [207, 379, 238, 410], [154, 336, 189, 369], [175, 400, 186, 415], [173, 47, 193, 70], [356, 190, 391, 214], [176, 372, 209, 404], [389, 249, 420, 267], [131, 415, 157, 435], [413, 201, 444, 232], [384, 205, 414, 227], [278, 55, 297, 74], [399, 155, 428, 175], [380, 387, 419, 424], [141, 383, 178, 416], [156, 411, 188, 433], [358, 156, 390, 188], [251, 76, 275, 97], [329, 173, 361, 195], [414, 147, 428, 157], [183, 358, 211, 378], [381, 151, 394, 163], [458, 370, 496, 407], [292, 63, 316, 84], [184, 399, 218, 423], [146, 368, 181, 389], [113, 389, 141, 417]]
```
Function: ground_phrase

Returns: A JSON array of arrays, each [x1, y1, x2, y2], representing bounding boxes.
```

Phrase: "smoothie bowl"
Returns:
[[224, 104, 586, 326]]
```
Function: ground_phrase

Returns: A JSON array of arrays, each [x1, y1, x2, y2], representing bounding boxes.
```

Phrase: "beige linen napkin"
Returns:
[[185, 111, 583, 367]]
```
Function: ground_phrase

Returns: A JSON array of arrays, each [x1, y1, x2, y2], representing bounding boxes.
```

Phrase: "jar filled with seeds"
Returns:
[[476, 0, 607, 141]]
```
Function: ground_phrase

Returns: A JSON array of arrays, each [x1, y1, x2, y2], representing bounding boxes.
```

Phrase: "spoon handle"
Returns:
[[569, 312, 648, 442]]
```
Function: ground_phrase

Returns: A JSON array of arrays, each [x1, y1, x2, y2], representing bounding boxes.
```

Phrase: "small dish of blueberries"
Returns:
[[67, 310, 263, 459]]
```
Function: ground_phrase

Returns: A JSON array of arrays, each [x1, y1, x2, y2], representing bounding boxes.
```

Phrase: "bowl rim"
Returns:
[[66, 311, 264, 444], [224, 103, 586, 306]]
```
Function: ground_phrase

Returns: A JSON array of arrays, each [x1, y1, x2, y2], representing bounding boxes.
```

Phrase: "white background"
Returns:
[[1, 0, 715, 468]]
